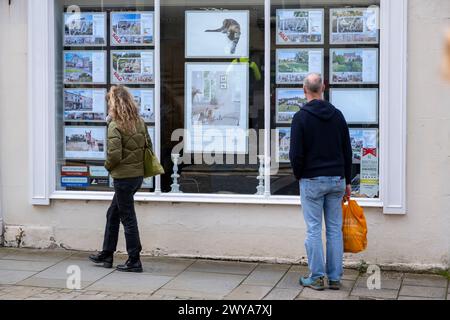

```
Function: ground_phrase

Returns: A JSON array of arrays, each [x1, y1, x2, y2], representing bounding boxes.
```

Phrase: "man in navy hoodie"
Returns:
[[289, 73, 352, 291]]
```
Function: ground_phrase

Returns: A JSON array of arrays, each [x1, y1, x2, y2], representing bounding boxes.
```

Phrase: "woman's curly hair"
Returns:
[[107, 85, 140, 134]]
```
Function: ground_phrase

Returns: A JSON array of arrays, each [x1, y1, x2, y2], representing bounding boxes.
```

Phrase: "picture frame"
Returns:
[[275, 88, 306, 124], [330, 48, 379, 84], [185, 62, 249, 154], [276, 127, 291, 164], [111, 50, 154, 84], [185, 10, 250, 59], [330, 88, 379, 124], [330, 7, 380, 45], [128, 88, 155, 123], [110, 11, 154, 46], [63, 88, 107, 122], [349, 128, 378, 164], [276, 9, 324, 45], [276, 48, 324, 85], [63, 12, 107, 47], [63, 51, 107, 85], [63, 126, 107, 160]]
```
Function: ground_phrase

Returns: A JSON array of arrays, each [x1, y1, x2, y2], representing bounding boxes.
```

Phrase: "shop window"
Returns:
[[55, 0, 156, 192], [270, 0, 380, 199]]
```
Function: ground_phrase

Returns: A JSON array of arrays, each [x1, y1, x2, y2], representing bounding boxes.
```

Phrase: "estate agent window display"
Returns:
[[56, 1, 156, 192], [54, 0, 381, 200]]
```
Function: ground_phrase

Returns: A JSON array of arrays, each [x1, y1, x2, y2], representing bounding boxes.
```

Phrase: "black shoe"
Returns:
[[89, 252, 113, 269], [116, 259, 143, 273]]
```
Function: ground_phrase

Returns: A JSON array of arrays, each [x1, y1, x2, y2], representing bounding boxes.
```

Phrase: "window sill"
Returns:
[[50, 191, 383, 207]]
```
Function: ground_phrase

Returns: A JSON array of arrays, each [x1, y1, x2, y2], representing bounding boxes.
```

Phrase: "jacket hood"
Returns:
[[302, 99, 336, 121]]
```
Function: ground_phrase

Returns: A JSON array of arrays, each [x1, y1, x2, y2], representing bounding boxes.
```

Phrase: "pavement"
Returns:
[[0, 248, 448, 300]]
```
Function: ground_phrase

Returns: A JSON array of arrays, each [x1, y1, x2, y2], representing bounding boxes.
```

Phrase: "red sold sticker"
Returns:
[[279, 32, 288, 42], [114, 71, 123, 81], [112, 33, 121, 44]]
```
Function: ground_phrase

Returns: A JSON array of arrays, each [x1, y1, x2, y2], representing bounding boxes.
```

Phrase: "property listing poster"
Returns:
[[330, 48, 378, 84], [276, 49, 323, 84], [360, 147, 379, 198], [63, 51, 106, 84], [330, 7, 379, 44], [129, 89, 154, 122], [111, 11, 154, 46], [111, 50, 154, 84], [276, 9, 324, 44], [64, 89, 107, 121], [64, 12, 107, 46]]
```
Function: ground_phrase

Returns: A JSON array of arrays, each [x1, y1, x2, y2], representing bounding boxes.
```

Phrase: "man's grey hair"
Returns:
[[303, 73, 323, 93]]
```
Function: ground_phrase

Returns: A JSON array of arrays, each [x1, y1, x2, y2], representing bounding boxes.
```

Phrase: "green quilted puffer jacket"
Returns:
[[104, 118, 153, 179]]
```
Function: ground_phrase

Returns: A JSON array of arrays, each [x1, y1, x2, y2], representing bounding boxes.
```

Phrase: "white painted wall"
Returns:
[[0, 0, 449, 269]]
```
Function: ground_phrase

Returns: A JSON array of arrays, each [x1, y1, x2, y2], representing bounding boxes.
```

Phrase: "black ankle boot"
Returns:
[[116, 258, 143, 273], [89, 251, 113, 269]]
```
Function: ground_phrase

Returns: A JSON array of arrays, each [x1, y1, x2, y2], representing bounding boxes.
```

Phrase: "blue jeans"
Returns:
[[300, 176, 346, 281]]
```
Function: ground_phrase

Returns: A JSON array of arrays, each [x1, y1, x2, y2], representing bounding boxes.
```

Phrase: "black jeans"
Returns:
[[102, 176, 143, 260]]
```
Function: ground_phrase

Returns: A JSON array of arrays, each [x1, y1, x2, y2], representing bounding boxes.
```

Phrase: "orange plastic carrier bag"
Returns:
[[342, 199, 368, 253]]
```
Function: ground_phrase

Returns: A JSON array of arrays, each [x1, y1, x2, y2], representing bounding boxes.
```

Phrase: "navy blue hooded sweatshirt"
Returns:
[[289, 99, 352, 184]]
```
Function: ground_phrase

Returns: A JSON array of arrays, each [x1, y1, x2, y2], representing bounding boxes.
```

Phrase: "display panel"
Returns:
[[111, 11, 154, 46], [276, 9, 324, 45], [276, 48, 324, 84], [185, 62, 249, 154], [63, 51, 107, 84], [63, 126, 107, 160], [276, 127, 291, 163], [330, 88, 378, 124], [63, 88, 107, 122], [271, 0, 380, 198], [129, 88, 155, 122], [63, 12, 107, 46], [275, 88, 306, 124], [56, 1, 156, 193], [330, 7, 379, 44], [330, 48, 378, 84], [185, 10, 250, 58], [111, 50, 154, 84]]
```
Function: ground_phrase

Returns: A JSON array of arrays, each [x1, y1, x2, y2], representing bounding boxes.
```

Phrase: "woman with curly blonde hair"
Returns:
[[89, 85, 153, 273]]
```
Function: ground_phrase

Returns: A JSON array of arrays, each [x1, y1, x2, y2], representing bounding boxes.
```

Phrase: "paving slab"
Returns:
[[0, 285, 47, 299], [350, 287, 398, 300], [398, 296, 444, 300], [276, 271, 301, 290], [29, 259, 114, 281], [161, 271, 246, 298], [0, 259, 56, 272], [153, 288, 222, 300], [0, 269, 37, 285], [288, 265, 310, 274], [224, 285, 273, 300], [140, 257, 195, 276], [85, 272, 173, 294], [186, 260, 257, 275], [263, 288, 301, 300], [0, 249, 73, 263], [402, 273, 448, 288], [17, 277, 93, 290], [355, 275, 402, 290], [341, 269, 360, 281], [399, 285, 446, 299], [299, 287, 351, 300], [243, 264, 289, 287]]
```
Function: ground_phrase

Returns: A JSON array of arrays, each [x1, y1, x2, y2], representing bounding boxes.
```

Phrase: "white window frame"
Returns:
[[28, 0, 407, 214]]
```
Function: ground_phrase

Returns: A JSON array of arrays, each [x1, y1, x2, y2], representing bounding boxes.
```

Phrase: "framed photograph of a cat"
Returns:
[[185, 10, 250, 59]]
